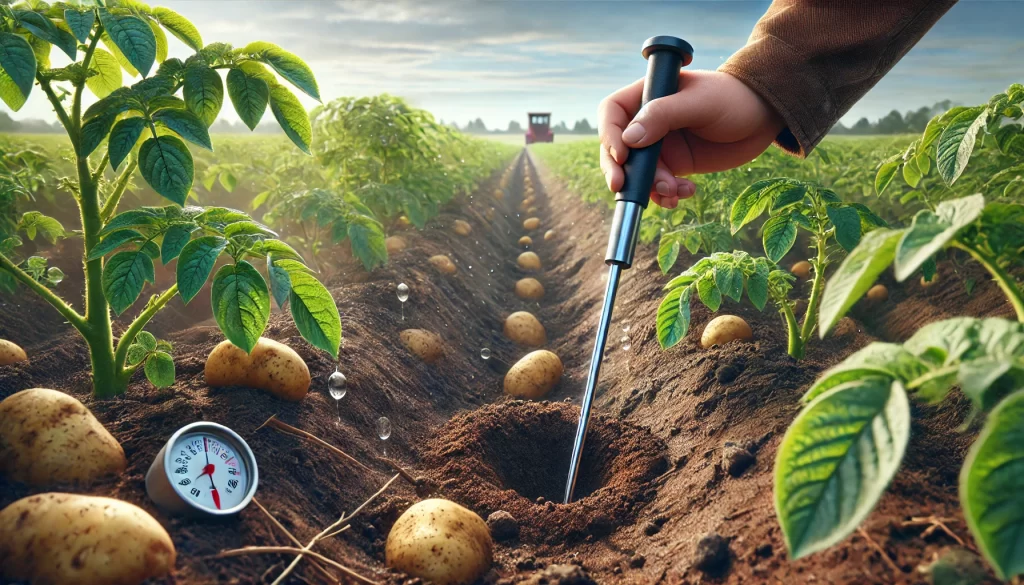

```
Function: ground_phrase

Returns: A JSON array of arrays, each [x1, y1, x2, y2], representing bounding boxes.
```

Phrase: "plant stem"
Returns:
[[100, 158, 138, 223], [0, 252, 87, 330], [953, 241, 1024, 322], [113, 284, 179, 379], [800, 232, 829, 343], [36, 78, 73, 136], [781, 302, 804, 359]]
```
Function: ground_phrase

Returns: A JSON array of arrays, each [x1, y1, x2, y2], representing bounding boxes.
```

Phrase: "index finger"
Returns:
[[598, 77, 644, 165]]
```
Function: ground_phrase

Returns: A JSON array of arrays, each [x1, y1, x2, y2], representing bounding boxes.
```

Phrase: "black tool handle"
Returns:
[[616, 36, 694, 207]]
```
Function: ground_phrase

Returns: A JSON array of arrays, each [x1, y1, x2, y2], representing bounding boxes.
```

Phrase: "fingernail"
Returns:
[[621, 123, 646, 144], [655, 181, 669, 195], [609, 146, 619, 162], [678, 183, 695, 197]]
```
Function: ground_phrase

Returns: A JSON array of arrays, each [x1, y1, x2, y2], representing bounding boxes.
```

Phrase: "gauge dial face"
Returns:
[[168, 432, 250, 512]]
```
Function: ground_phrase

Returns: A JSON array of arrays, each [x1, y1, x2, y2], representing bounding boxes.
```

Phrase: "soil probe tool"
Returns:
[[564, 35, 693, 504]]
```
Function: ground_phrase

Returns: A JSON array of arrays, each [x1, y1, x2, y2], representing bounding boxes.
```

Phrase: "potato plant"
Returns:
[[656, 251, 796, 351], [0, 1, 340, 398], [775, 317, 1024, 580]]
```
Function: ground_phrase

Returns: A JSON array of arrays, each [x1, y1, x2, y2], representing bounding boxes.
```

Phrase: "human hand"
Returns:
[[598, 70, 785, 208]]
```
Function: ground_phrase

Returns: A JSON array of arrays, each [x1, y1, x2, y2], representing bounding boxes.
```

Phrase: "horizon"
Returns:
[[2, 1, 1021, 131]]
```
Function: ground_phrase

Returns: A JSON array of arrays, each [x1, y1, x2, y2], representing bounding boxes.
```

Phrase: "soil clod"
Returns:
[[521, 564, 596, 585], [722, 441, 757, 477], [488, 510, 520, 541], [693, 532, 731, 575]]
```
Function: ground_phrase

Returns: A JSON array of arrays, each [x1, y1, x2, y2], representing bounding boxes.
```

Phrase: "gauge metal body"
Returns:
[[146, 422, 258, 515]]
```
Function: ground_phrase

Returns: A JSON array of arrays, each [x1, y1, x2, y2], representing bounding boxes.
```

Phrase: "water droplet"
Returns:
[[397, 283, 409, 302], [621, 336, 632, 351], [622, 323, 631, 334], [328, 370, 347, 400], [480, 348, 491, 360], [376, 417, 392, 440]]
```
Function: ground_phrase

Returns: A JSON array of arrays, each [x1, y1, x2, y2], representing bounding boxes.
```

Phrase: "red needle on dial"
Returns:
[[196, 437, 221, 510]]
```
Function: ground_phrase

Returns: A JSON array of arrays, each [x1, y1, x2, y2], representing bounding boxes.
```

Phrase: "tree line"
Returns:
[[447, 117, 598, 135], [831, 100, 955, 135]]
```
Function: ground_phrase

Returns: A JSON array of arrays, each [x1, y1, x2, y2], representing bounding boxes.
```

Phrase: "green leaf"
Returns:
[[102, 250, 155, 315], [656, 286, 690, 349], [226, 68, 269, 131], [874, 159, 900, 196], [762, 215, 797, 262], [100, 208, 161, 236], [244, 41, 320, 101], [139, 135, 194, 206], [136, 330, 157, 351], [144, 351, 175, 388], [212, 261, 270, 354], [730, 179, 790, 234], [269, 84, 312, 154], [771, 185, 808, 212], [176, 235, 228, 303], [107, 117, 145, 170], [961, 389, 1024, 580], [152, 7, 203, 51], [826, 205, 862, 252], [714, 263, 743, 302], [775, 378, 910, 559], [657, 236, 680, 274], [153, 108, 213, 151], [288, 270, 342, 358], [219, 172, 237, 193], [267, 256, 291, 309], [818, 228, 903, 337], [15, 10, 76, 60], [64, 9, 95, 44], [80, 112, 116, 158], [902, 156, 922, 188], [85, 47, 122, 99], [0, 33, 37, 108], [894, 194, 985, 281], [160, 224, 192, 264], [87, 228, 142, 260], [696, 273, 721, 312], [936, 106, 988, 186], [804, 343, 928, 402], [126, 344, 148, 366], [183, 65, 223, 127], [148, 19, 168, 63], [347, 221, 387, 271], [746, 261, 770, 311], [18, 211, 65, 244], [97, 9, 156, 77]]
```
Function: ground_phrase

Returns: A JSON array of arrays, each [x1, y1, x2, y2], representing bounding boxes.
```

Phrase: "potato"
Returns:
[[0, 339, 27, 366], [515, 278, 545, 300], [700, 315, 753, 349], [396, 215, 412, 229], [429, 254, 457, 275], [0, 493, 175, 585], [867, 283, 889, 302], [518, 236, 533, 247], [526, 206, 538, 215], [386, 498, 492, 585], [205, 337, 311, 401], [0, 388, 126, 486], [523, 217, 540, 231], [453, 219, 472, 236], [504, 350, 563, 399], [493, 189, 504, 201], [517, 251, 541, 272], [543, 229, 556, 241], [520, 197, 535, 211], [920, 273, 940, 288], [385, 236, 407, 254], [790, 260, 812, 279], [400, 329, 444, 363], [485, 208, 496, 221], [504, 311, 546, 347]]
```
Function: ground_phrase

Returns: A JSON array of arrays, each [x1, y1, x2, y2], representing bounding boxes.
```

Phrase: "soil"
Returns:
[[0, 150, 1010, 585]]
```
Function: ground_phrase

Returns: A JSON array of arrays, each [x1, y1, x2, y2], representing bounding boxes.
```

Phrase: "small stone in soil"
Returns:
[[715, 363, 743, 384], [643, 521, 661, 536], [629, 554, 646, 568], [693, 533, 731, 573], [755, 543, 773, 558], [521, 564, 596, 585], [487, 510, 520, 541], [926, 547, 988, 585], [722, 441, 756, 477]]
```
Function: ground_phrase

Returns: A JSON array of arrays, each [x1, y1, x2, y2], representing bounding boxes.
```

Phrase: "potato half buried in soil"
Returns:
[[523, 217, 540, 231], [429, 254, 458, 275], [493, 188, 504, 201], [518, 236, 533, 247], [866, 283, 889, 302], [504, 350, 563, 399], [0, 388, 126, 486], [0, 340, 27, 366], [515, 278, 544, 300], [543, 229, 556, 241], [504, 311, 547, 347], [517, 252, 541, 271], [0, 493, 175, 585], [700, 315, 753, 349], [453, 219, 472, 236], [385, 236, 407, 254], [400, 329, 444, 363], [205, 337, 311, 401], [790, 260, 812, 279], [386, 498, 493, 585]]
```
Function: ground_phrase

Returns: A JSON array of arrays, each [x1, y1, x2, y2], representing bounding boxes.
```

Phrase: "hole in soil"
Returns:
[[418, 401, 667, 544]]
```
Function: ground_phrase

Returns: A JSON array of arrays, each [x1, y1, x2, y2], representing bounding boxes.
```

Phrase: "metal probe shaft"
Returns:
[[564, 36, 693, 504]]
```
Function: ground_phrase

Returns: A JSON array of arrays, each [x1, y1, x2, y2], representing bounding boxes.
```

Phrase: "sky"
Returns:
[[4, 0, 1023, 130]]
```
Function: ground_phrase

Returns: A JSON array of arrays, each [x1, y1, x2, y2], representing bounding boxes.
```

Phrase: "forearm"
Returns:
[[720, 0, 958, 156]]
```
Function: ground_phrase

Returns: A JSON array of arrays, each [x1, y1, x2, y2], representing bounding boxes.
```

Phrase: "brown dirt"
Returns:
[[0, 150, 1011, 585]]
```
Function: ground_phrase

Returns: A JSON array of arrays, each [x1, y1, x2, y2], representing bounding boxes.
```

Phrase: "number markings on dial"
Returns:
[[169, 432, 248, 511]]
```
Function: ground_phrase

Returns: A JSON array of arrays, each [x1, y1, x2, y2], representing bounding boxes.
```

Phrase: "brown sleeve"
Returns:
[[719, 0, 958, 156]]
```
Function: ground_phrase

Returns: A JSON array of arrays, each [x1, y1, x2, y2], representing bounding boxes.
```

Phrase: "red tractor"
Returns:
[[525, 112, 554, 144]]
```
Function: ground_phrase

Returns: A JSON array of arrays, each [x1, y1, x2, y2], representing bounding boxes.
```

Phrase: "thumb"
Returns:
[[620, 89, 718, 149]]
